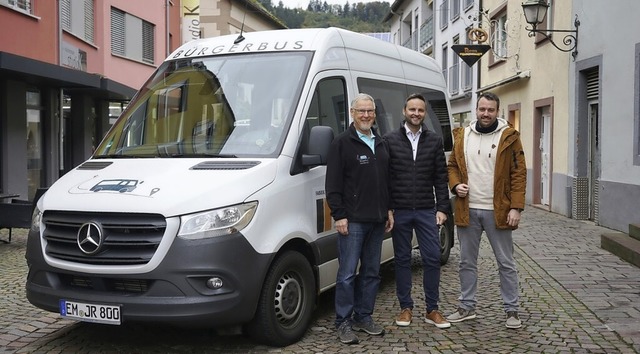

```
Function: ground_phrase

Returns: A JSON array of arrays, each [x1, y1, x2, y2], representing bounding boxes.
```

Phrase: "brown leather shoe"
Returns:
[[395, 308, 412, 326], [425, 310, 451, 329]]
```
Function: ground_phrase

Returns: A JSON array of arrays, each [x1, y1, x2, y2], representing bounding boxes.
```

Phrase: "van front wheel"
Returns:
[[247, 251, 316, 347]]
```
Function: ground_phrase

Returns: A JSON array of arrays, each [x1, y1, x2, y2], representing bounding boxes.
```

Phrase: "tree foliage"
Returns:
[[256, 0, 391, 32]]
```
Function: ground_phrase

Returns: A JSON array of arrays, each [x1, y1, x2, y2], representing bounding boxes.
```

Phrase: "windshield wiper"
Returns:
[[94, 154, 153, 159], [169, 153, 238, 158]]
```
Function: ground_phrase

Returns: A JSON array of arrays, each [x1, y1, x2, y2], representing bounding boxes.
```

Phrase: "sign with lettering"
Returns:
[[452, 44, 491, 67], [61, 42, 87, 71], [182, 0, 200, 44]]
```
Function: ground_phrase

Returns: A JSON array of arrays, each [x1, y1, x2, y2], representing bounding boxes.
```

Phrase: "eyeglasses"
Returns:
[[352, 109, 375, 116]]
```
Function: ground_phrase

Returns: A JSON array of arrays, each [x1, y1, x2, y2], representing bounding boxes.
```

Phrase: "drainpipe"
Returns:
[[166, 0, 170, 58], [57, 0, 65, 172]]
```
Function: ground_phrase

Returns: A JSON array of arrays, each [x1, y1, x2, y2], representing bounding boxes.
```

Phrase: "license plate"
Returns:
[[60, 300, 121, 325]]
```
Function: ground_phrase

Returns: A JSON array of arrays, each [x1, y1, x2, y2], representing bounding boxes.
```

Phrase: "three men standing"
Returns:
[[326, 91, 526, 345]]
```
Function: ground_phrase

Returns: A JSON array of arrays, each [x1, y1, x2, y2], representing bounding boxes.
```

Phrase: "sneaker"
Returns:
[[337, 321, 359, 344], [506, 311, 522, 329], [395, 308, 412, 326], [446, 308, 477, 323], [352, 319, 385, 336], [425, 310, 451, 329]]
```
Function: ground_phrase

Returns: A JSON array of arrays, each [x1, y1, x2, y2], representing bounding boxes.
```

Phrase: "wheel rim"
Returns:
[[440, 225, 448, 252], [274, 271, 303, 326]]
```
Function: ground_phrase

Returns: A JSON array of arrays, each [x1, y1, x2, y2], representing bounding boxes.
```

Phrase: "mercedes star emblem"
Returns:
[[77, 222, 104, 255]]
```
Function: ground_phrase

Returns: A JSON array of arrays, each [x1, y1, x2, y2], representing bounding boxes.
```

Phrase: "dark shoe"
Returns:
[[337, 321, 359, 344], [425, 309, 451, 328], [352, 319, 385, 335], [395, 308, 412, 326], [506, 311, 522, 329], [446, 307, 477, 323]]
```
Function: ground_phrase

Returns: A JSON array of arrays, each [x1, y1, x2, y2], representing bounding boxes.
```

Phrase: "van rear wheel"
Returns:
[[440, 217, 454, 265], [247, 251, 316, 347]]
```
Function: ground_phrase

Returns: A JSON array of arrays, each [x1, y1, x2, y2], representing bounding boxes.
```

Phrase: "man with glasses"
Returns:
[[326, 93, 394, 344]]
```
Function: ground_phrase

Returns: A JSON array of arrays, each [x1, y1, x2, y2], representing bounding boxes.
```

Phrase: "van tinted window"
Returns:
[[305, 78, 348, 135], [357, 78, 453, 151]]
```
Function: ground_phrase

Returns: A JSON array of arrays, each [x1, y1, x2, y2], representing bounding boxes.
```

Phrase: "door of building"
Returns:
[[588, 100, 600, 221], [540, 109, 551, 206]]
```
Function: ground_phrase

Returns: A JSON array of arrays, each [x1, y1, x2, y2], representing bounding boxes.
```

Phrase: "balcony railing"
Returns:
[[420, 16, 434, 51], [402, 16, 434, 53]]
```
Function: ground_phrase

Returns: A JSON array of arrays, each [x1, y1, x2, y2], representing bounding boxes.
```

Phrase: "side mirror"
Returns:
[[302, 126, 334, 166]]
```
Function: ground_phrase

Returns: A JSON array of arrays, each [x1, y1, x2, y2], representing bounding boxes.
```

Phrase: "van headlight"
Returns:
[[31, 205, 42, 232], [178, 202, 257, 240]]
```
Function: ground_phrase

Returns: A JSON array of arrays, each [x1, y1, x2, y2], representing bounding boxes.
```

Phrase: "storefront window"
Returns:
[[26, 90, 43, 201]]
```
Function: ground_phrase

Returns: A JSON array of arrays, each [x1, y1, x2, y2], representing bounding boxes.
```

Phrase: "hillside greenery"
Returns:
[[257, 0, 391, 32]]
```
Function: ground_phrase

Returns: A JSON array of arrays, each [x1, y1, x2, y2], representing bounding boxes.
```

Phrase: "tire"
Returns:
[[439, 216, 454, 265], [246, 251, 316, 347]]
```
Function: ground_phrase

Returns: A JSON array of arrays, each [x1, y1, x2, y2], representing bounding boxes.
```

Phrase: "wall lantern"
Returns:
[[521, 0, 580, 59]]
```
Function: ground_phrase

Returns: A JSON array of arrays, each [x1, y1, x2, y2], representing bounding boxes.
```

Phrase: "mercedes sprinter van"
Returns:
[[26, 27, 455, 346]]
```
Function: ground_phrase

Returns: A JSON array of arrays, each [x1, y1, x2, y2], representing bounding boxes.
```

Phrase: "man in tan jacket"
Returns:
[[446, 91, 526, 329]]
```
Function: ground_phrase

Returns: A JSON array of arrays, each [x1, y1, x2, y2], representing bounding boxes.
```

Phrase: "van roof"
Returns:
[[168, 27, 446, 90]]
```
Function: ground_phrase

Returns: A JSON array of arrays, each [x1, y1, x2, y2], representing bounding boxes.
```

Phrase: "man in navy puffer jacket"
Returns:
[[384, 93, 451, 329]]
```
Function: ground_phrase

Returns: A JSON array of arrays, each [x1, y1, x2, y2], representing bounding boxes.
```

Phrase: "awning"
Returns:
[[477, 70, 531, 92], [0, 51, 136, 100]]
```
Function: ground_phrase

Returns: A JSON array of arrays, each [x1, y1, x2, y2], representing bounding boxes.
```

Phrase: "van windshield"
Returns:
[[95, 52, 312, 158]]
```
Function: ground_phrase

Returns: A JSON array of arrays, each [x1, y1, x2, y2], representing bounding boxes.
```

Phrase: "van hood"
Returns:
[[41, 159, 277, 217]]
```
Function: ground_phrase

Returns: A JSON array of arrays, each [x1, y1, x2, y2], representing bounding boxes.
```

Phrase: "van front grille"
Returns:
[[42, 211, 166, 265]]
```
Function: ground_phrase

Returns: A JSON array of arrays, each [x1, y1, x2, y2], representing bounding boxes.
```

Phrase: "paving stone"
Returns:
[[1, 208, 640, 353]]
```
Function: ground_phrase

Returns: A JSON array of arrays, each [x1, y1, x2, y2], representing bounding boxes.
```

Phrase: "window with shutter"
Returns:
[[142, 21, 155, 64], [84, 0, 94, 43], [111, 8, 126, 56], [61, 0, 71, 31]]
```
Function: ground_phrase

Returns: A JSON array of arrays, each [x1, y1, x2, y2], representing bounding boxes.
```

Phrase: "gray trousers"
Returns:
[[457, 208, 519, 312]]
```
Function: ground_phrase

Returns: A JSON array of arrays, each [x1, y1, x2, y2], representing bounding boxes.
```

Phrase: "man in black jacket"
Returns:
[[326, 93, 394, 345], [384, 93, 451, 329]]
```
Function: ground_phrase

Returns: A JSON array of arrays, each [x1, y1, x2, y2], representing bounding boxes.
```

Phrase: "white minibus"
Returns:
[[26, 27, 455, 346]]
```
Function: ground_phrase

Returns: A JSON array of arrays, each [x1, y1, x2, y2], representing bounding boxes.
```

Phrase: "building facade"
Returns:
[[386, 0, 640, 234], [386, 0, 480, 128], [198, 0, 286, 39], [570, 0, 640, 232], [0, 0, 181, 201], [0, 0, 285, 203], [465, 0, 640, 234]]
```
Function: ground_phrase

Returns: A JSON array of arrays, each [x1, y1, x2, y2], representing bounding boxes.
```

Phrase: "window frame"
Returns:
[[110, 6, 155, 64], [450, 0, 460, 22], [439, 0, 449, 30], [61, 0, 95, 44], [0, 0, 33, 14], [489, 3, 508, 66]]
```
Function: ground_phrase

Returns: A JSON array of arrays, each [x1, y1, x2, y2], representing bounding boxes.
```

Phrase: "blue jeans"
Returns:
[[334, 221, 385, 328], [392, 209, 441, 312], [457, 208, 519, 312]]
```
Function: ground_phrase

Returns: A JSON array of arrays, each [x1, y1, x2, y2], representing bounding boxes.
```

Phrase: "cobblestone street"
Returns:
[[1, 207, 639, 353]]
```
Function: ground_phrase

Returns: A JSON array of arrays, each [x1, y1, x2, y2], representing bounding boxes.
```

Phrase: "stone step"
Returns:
[[601, 232, 640, 268], [629, 224, 640, 241]]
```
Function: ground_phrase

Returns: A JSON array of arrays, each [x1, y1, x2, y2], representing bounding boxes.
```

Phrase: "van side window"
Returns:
[[291, 77, 347, 175], [306, 78, 347, 135], [357, 78, 454, 152]]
